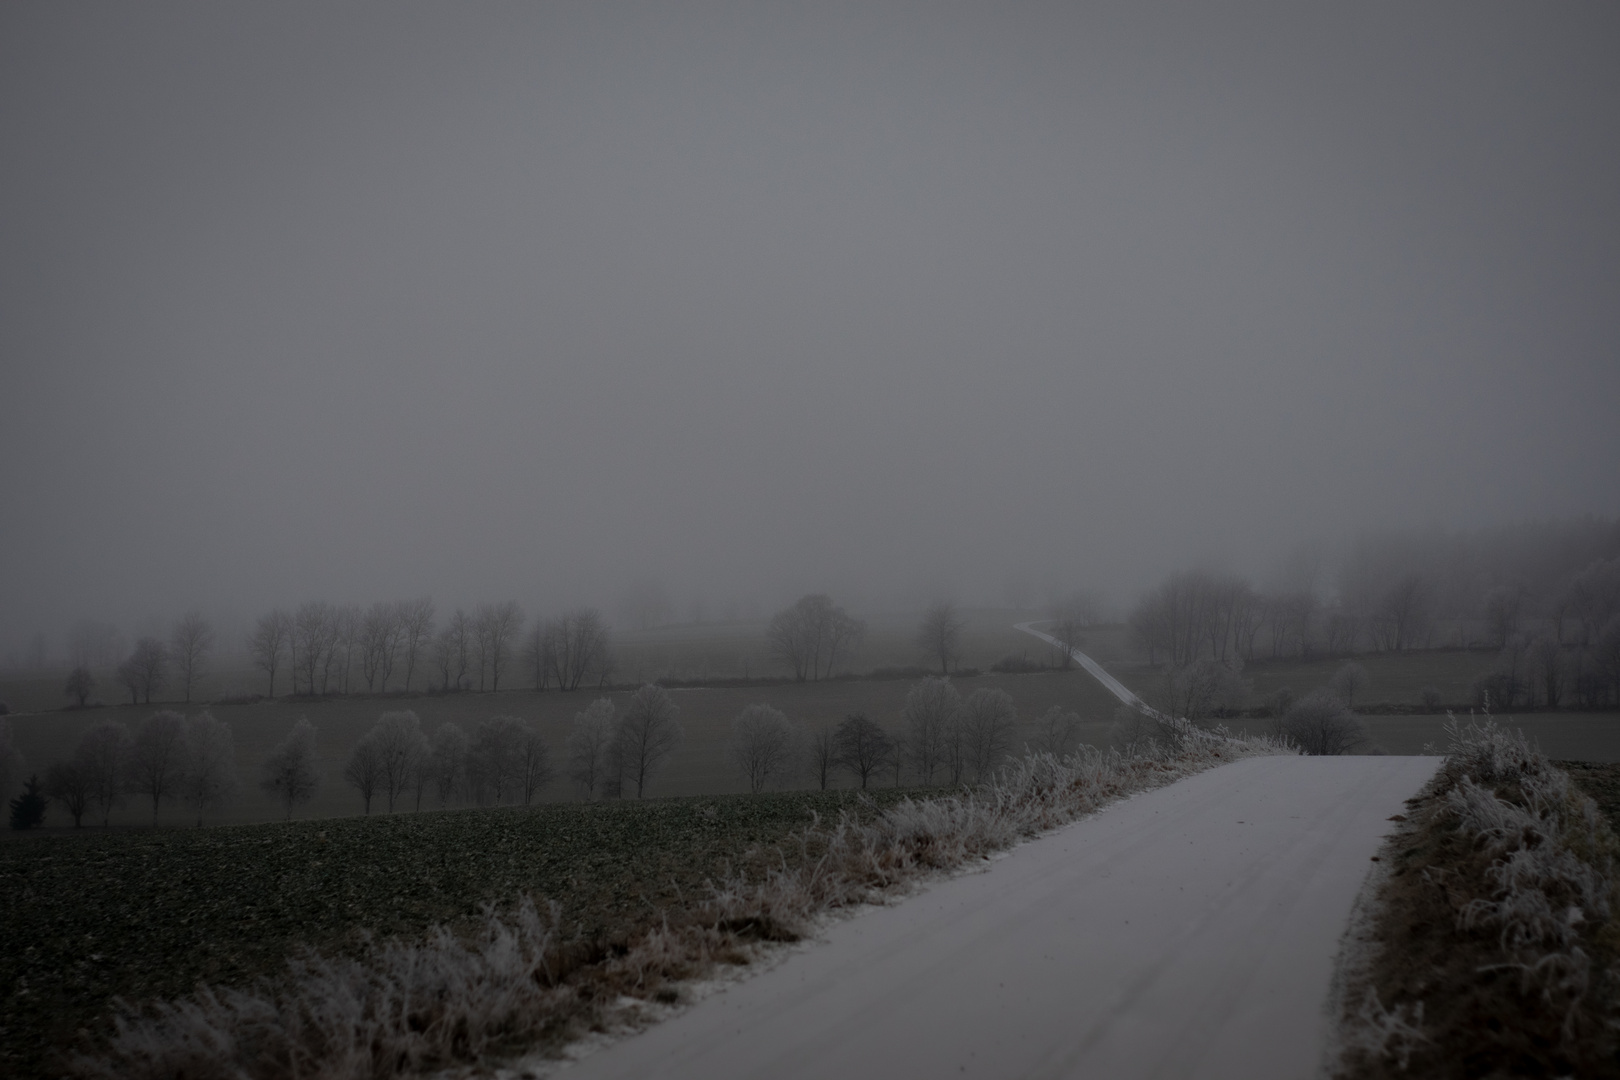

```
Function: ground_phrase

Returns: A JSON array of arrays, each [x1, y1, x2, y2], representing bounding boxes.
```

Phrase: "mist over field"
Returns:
[[2, 1, 1618, 652]]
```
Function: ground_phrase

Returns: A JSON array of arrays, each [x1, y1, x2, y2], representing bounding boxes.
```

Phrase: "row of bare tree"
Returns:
[[60, 613, 219, 709], [247, 601, 615, 699], [1130, 555, 1620, 669], [1474, 620, 1620, 710], [23, 711, 238, 827], [324, 686, 687, 815], [727, 677, 1084, 793]]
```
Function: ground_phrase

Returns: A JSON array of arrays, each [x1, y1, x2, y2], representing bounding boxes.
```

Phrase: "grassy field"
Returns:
[[0, 787, 933, 1078], [1084, 634, 1620, 760], [1095, 639, 1508, 711], [2, 664, 1123, 828]]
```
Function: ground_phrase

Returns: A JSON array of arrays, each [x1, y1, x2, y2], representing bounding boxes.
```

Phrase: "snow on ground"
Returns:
[[552, 755, 1438, 1080]]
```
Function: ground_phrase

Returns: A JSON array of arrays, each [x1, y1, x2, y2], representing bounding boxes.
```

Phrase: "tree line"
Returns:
[[6, 672, 1099, 830], [245, 600, 616, 698], [1130, 521, 1620, 668], [5, 710, 238, 828], [46, 591, 978, 711], [57, 612, 220, 709], [726, 676, 1082, 794], [1128, 529, 1620, 714]]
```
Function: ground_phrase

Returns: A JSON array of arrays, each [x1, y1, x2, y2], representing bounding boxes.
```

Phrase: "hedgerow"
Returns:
[[1334, 717, 1620, 1079]]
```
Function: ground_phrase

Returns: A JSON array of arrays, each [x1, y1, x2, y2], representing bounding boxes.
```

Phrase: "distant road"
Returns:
[[1014, 619, 1162, 717], [557, 754, 1439, 1080]]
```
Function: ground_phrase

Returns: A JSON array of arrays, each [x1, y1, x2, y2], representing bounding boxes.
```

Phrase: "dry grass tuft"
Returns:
[[1334, 716, 1620, 1079], [74, 722, 1287, 1079]]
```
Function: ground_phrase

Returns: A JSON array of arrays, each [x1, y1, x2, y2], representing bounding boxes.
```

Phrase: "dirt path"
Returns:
[[555, 755, 1438, 1080]]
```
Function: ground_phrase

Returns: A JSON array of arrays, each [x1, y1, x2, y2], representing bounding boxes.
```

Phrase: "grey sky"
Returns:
[[2, 2, 1617, 647]]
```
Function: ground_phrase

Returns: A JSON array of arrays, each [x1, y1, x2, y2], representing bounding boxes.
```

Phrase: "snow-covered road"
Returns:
[[558, 754, 1438, 1080]]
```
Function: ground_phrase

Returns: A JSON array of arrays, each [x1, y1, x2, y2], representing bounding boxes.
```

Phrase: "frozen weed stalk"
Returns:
[[1335, 715, 1620, 1079]]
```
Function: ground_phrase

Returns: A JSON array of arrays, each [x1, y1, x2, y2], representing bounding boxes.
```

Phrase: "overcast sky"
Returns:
[[2, 1, 1617, 648]]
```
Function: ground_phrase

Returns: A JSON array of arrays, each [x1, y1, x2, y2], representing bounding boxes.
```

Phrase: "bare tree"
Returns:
[[115, 660, 141, 704], [1329, 662, 1370, 710], [64, 666, 96, 707], [169, 612, 215, 704], [128, 710, 187, 822], [77, 720, 131, 825], [259, 717, 319, 819], [427, 722, 469, 805], [45, 759, 92, 826], [333, 604, 362, 694], [822, 606, 865, 678], [1529, 634, 1565, 708], [1129, 571, 1265, 667], [432, 611, 469, 693], [120, 637, 169, 704], [343, 732, 385, 814], [468, 716, 525, 803], [1322, 610, 1362, 655], [1283, 690, 1368, 755], [1482, 585, 1527, 649], [369, 710, 427, 813], [617, 684, 682, 798], [903, 676, 961, 784], [179, 711, 238, 825], [522, 622, 552, 691], [1595, 616, 1620, 705], [1048, 591, 1102, 669], [730, 704, 798, 793], [1263, 591, 1317, 659], [806, 720, 838, 791], [766, 601, 816, 681], [1374, 576, 1431, 652], [475, 602, 523, 691], [397, 598, 435, 692], [916, 603, 964, 676], [566, 699, 617, 799], [515, 722, 554, 805], [887, 733, 909, 787], [833, 713, 892, 791], [767, 595, 864, 681], [1028, 706, 1082, 757], [293, 602, 337, 695], [546, 608, 613, 691], [0, 719, 23, 807], [360, 602, 400, 692], [248, 611, 291, 698], [1155, 658, 1248, 722], [960, 688, 1016, 782], [1564, 559, 1620, 646]]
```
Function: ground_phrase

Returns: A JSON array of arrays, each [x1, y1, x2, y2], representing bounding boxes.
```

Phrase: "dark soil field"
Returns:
[[0, 787, 931, 1079]]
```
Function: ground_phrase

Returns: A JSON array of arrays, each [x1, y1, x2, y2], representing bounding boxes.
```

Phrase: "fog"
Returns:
[[3, 2, 1617, 651]]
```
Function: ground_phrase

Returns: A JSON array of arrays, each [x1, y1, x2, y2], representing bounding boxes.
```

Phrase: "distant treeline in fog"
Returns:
[[1128, 517, 1620, 713]]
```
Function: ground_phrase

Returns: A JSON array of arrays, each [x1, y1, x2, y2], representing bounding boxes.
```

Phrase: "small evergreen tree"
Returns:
[[9, 773, 47, 829]]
